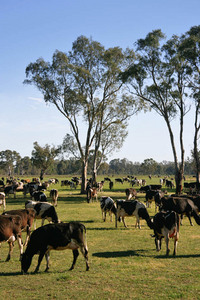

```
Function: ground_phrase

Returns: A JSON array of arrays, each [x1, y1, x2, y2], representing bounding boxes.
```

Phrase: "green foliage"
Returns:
[[31, 142, 60, 174]]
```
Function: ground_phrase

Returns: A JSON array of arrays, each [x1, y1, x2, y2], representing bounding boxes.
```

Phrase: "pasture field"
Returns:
[[0, 175, 200, 299]]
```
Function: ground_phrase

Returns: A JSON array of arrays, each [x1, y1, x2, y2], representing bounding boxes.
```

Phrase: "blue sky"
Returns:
[[0, 0, 199, 163]]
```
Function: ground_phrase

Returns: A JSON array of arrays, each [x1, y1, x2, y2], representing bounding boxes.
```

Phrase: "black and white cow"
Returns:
[[152, 211, 180, 256], [115, 200, 154, 229], [145, 190, 165, 210], [160, 196, 200, 226], [25, 200, 59, 229], [100, 197, 117, 222], [21, 222, 89, 273], [32, 191, 47, 202]]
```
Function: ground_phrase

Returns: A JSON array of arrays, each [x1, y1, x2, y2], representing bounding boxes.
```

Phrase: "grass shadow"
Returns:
[[87, 227, 117, 231], [93, 249, 146, 258], [155, 253, 200, 259], [0, 271, 22, 276]]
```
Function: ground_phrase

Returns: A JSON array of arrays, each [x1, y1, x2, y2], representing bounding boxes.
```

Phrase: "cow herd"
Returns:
[[0, 177, 89, 273], [0, 175, 200, 275]]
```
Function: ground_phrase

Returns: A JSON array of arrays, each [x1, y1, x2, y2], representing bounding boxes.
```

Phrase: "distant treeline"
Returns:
[[0, 155, 195, 177]]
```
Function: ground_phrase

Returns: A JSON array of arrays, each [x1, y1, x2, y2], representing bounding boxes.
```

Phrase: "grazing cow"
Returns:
[[152, 211, 180, 256], [160, 196, 200, 226], [0, 192, 6, 212], [165, 180, 174, 189], [104, 177, 111, 182], [145, 190, 165, 210], [0, 214, 23, 261], [115, 178, 123, 184], [139, 185, 162, 193], [25, 200, 59, 229], [4, 185, 17, 198], [21, 222, 89, 273], [109, 181, 114, 190], [125, 188, 137, 200], [2, 208, 35, 246], [50, 189, 58, 207], [100, 197, 117, 222], [115, 200, 154, 229], [32, 191, 47, 202]]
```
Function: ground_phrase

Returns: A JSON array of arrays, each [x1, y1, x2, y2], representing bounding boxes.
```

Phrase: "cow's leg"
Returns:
[[180, 214, 183, 225], [24, 226, 30, 247], [122, 217, 127, 228], [186, 213, 193, 226], [110, 212, 112, 222], [17, 234, 23, 261], [34, 248, 47, 273], [6, 235, 16, 261], [164, 235, 170, 256], [69, 249, 79, 271], [173, 232, 179, 256], [115, 214, 118, 228], [104, 212, 106, 222], [6, 242, 13, 262], [80, 246, 89, 271], [45, 251, 50, 272], [135, 217, 141, 229]]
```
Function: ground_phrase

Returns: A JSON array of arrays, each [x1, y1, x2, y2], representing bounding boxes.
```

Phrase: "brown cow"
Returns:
[[3, 209, 35, 246], [0, 214, 23, 261]]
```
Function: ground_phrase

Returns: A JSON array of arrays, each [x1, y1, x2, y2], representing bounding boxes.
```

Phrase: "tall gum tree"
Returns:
[[24, 36, 138, 193], [121, 29, 191, 194], [179, 26, 200, 184]]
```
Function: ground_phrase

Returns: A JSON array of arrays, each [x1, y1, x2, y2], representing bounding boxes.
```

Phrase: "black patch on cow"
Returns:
[[165, 212, 176, 231], [41, 206, 58, 223], [34, 203, 43, 216], [118, 200, 137, 215]]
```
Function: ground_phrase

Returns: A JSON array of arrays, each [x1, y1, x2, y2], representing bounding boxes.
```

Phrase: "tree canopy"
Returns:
[[24, 36, 141, 192]]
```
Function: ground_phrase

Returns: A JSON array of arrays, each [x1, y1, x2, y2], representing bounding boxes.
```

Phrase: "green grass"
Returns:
[[0, 175, 200, 299]]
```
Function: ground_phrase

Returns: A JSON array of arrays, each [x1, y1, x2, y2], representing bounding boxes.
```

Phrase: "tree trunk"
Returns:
[[175, 168, 183, 195], [165, 117, 184, 195], [194, 103, 200, 185], [81, 161, 88, 194]]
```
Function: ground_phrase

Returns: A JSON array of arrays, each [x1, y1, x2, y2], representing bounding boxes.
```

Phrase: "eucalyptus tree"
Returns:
[[0, 150, 21, 176], [24, 36, 138, 193], [31, 142, 60, 180], [121, 29, 191, 194], [179, 26, 200, 183]]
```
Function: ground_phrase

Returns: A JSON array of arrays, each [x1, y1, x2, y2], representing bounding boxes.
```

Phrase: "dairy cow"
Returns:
[[21, 222, 89, 273], [25, 200, 59, 229], [0, 214, 23, 261], [100, 196, 117, 222], [115, 200, 154, 229], [152, 211, 180, 256]]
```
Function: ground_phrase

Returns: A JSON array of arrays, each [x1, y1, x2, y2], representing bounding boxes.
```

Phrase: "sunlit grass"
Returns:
[[0, 175, 199, 299]]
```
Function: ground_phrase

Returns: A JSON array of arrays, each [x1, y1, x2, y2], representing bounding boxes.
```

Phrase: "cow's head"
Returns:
[[21, 253, 32, 274]]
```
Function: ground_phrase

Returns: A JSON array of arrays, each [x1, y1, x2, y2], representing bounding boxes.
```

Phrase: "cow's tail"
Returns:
[[191, 210, 200, 225], [82, 225, 88, 251]]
